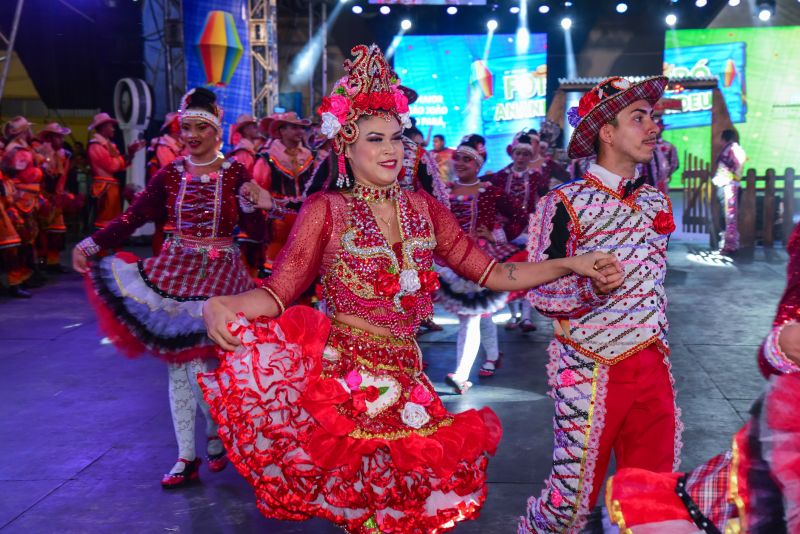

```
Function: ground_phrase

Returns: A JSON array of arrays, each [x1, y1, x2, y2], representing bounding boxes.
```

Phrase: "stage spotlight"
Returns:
[[379, 5, 390, 14], [447, 6, 458, 15], [695, 0, 707, 6], [728, 0, 741, 5], [401, 19, 412, 30], [487, 19, 498, 31], [616, 2, 628, 13], [758, 7, 773, 20], [351, 5, 363, 14], [538, 4, 550, 14], [510, 6, 520, 13], [564, 1, 573, 6], [561, 17, 572, 30], [665, 13, 677, 26]]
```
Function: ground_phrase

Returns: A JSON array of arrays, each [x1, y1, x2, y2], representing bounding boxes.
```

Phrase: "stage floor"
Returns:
[[0, 236, 787, 533]]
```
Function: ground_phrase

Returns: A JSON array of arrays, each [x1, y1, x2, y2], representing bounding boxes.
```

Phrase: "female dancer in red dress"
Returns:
[[201, 44, 622, 534], [72, 88, 272, 488]]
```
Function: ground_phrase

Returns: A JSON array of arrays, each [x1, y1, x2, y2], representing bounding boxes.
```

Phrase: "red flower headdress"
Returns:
[[317, 44, 411, 187]]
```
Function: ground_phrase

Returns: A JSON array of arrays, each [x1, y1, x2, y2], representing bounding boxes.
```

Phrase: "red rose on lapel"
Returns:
[[653, 210, 676, 235]]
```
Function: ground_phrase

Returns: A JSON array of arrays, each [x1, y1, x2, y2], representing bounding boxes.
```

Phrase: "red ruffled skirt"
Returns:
[[199, 306, 502, 533]]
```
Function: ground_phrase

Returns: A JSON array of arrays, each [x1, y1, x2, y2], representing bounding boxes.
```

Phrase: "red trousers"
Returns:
[[521, 343, 679, 533], [588, 345, 678, 507]]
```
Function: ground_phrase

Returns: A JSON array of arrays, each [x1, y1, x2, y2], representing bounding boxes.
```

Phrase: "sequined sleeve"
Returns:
[[526, 192, 607, 318], [422, 191, 495, 284], [759, 222, 800, 375], [234, 165, 266, 243], [491, 185, 525, 241], [90, 169, 168, 250], [262, 192, 332, 311]]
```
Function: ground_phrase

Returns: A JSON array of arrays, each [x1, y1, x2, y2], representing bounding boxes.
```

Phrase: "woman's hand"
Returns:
[[72, 246, 90, 274], [203, 297, 241, 351], [569, 251, 625, 294], [240, 182, 273, 211]]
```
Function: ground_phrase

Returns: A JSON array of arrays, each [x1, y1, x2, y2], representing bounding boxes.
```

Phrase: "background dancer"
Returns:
[[72, 87, 271, 489], [439, 134, 527, 392], [712, 128, 746, 255], [491, 129, 553, 334]]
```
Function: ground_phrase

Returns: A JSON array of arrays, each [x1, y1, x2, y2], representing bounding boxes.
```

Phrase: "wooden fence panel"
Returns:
[[763, 170, 775, 247], [785, 168, 796, 243], [739, 169, 757, 248]]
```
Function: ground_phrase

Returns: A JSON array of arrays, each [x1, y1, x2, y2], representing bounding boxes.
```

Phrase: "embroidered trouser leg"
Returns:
[[519, 344, 681, 534], [722, 182, 740, 251]]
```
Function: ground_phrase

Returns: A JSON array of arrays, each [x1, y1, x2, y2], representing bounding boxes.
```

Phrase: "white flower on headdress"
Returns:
[[400, 112, 412, 130], [401, 402, 430, 429], [320, 112, 341, 138], [399, 269, 421, 293]]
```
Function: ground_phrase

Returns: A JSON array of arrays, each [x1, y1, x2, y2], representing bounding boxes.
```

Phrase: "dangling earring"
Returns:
[[336, 152, 351, 188]]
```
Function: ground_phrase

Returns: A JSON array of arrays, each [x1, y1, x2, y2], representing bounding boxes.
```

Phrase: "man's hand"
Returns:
[[591, 262, 624, 295]]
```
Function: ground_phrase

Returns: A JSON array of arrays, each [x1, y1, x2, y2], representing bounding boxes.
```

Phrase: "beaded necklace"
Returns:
[[352, 181, 401, 204]]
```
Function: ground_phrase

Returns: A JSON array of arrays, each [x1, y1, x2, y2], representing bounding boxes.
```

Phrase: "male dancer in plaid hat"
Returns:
[[520, 76, 682, 533]]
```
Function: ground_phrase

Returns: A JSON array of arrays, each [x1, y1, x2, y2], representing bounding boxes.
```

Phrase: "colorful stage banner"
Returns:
[[183, 0, 252, 149], [663, 42, 746, 130], [395, 33, 547, 171], [663, 26, 800, 179]]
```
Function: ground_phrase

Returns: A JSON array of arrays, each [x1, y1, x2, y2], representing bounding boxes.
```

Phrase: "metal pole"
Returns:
[[0, 0, 25, 104], [308, 2, 314, 115], [321, 2, 327, 101]]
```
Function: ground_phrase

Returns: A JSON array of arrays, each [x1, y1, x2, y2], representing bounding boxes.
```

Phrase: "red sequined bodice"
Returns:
[[323, 191, 438, 338], [263, 189, 497, 338]]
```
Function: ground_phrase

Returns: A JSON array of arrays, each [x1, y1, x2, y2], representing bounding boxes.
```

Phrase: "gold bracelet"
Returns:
[[259, 285, 285, 315]]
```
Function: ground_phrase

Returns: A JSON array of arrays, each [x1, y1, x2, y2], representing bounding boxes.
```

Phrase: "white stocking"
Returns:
[[168, 362, 197, 463], [185, 358, 222, 456], [479, 315, 499, 361], [454, 315, 481, 382]]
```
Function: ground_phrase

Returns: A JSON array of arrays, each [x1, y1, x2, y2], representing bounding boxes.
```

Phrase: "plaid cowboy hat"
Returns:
[[259, 111, 311, 139], [566, 76, 668, 159], [88, 112, 118, 131]]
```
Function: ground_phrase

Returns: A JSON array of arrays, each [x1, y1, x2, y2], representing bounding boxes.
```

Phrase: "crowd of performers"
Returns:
[[3, 39, 778, 533]]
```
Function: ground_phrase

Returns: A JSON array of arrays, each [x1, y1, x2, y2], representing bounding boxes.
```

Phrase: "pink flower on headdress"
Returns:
[[328, 95, 350, 123], [393, 91, 410, 114]]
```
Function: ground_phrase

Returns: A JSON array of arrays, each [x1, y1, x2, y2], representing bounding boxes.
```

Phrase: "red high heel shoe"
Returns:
[[479, 352, 503, 377], [207, 436, 228, 473], [161, 457, 201, 489]]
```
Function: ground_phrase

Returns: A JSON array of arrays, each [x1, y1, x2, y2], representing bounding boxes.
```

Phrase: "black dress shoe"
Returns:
[[8, 286, 32, 298]]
